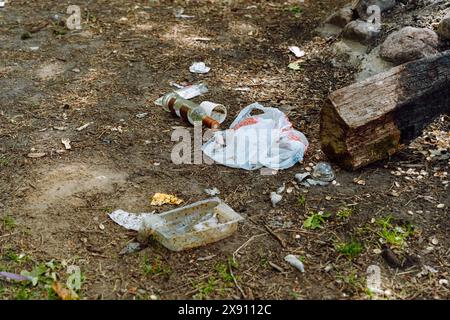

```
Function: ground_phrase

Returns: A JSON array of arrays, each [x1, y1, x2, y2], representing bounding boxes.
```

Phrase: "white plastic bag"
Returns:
[[202, 103, 309, 170]]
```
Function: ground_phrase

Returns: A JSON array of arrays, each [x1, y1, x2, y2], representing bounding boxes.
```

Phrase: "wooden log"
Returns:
[[320, 50, 450, 170]]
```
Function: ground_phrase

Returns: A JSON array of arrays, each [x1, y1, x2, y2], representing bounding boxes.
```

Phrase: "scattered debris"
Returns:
[[381, 245, 420, 269], [27, 152, 46, 158], [174, 7, 195, 19], [52, 282, 78, 300], [76, 122, 93, 131], [353, 178, 366, 186], [150, 193, 183, 206], [138, 198, 243, 251], [268, 261, 285, 273], [202, 103, 309, 170], [0, 272, 31, 282], [155, 83, 209, 107], [270, 192, 283, 207], [288, 61, 302, 71], [295, 162, 335, 187], [109, 209, 155, 231], [439, 279, 449, 286], [119, 242, 141, 255], [288, 46, 305, 58], [136, 112, 148, 119], [284, 255, 305, 273], [204, 187, 220, 196], [189, 62, 210, 74], [234, 87, 251, 92], [61, 138, 71, 150]]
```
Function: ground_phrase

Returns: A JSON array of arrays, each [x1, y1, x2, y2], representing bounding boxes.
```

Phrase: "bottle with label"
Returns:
[[160, 92, 220, 129]]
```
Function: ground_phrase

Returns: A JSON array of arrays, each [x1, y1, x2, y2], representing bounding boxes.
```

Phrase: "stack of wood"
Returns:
[[320, 51, 450, 170]]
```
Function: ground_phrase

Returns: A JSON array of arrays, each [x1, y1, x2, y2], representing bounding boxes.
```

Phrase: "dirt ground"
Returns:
[[0, 0, 449, 300]]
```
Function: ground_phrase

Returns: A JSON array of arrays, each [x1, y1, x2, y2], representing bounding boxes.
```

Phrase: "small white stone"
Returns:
[[437, 203, 445, 209]]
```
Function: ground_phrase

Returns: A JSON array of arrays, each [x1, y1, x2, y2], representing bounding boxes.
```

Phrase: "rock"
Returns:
[[325, 4, 355, 28], [353, 0, 396, 20], [380, 27, 439, 65], [331, 40, 367, 68], [342, 19, 381, 44], [437, 12, 450, 40]]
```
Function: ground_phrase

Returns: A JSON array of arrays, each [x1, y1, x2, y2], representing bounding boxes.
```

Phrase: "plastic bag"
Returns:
[[202, 103, 308, 170]]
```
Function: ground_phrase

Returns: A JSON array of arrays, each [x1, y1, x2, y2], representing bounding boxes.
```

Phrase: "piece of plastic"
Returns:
[[285, 254, 305, 273], [154, 83, 209, 107], [189, 62, 210, 74], [139, 197, 243, 251], [312, 162, 335, 182], [202, 103, 309, 170]]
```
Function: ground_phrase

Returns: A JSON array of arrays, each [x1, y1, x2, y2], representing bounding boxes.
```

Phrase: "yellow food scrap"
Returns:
[[151, 193, 183, 206]]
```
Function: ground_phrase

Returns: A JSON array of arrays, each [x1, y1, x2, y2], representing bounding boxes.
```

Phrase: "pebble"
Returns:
[[437, 203, 445, 209]]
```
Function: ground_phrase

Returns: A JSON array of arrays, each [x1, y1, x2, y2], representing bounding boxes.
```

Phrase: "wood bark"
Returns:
[[320, 51, 450, 170]]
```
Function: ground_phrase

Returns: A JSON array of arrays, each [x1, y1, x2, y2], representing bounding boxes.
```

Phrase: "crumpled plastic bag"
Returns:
[[202, 103, 308, 170]]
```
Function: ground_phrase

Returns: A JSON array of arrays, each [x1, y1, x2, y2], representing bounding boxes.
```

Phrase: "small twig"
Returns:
[[228, 260, 246, 299], [233, 233, 266, 264], [264, 225, 287, 248]]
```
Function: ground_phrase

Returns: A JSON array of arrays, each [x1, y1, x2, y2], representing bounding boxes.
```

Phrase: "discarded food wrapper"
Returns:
[[295, 162, 335, 187], [109, 198, 244, 251], [139, 197, 244, 251], [189, 62, 210, 74], [151, 193, 183, 206], [284, 254, 305, 273], [202, 103, 309, 170]]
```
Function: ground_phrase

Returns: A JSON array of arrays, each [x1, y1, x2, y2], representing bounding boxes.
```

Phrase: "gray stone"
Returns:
[[342, 19, 381, 44], [380, 27, 439, 65], [325, 4, 355, 28], [437, 12, 450, 40], [353, 0, 396, 20]]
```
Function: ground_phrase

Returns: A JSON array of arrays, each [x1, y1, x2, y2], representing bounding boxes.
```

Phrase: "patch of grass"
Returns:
[[287, 5, 303, 18], [336, 240, 364, 259], [303, 211, 330, 230], [336, 269, 363, 292], [194, 277, 217, 300], [298, 195, 306, 206], [337, 207, 353, 219], [2, 216, 16, 230], [0, 157, 10, 167], [376, 215, 414, 247], [214, 258, 238, 284], [142, 255, 171, 277]]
